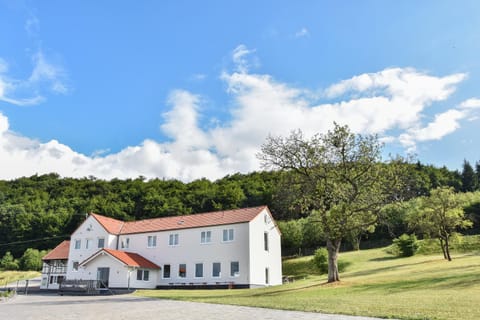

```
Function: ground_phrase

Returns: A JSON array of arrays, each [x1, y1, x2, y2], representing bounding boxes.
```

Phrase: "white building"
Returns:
[[41, 206, 282, 290]]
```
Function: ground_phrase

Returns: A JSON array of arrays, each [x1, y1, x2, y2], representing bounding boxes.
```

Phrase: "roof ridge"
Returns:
[[123, 205, 267, 225]]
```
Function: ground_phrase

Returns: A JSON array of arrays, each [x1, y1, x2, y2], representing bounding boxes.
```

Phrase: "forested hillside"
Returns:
[[0, 160, 479, 257]]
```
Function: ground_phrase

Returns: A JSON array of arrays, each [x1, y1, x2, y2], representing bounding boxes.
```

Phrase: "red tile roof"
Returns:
[[90, 213, 125, 234], [42, 240, 70, 261], [89, 205, 269, 235], [82, 249, 160, 269], [120, 206, 269, 234]]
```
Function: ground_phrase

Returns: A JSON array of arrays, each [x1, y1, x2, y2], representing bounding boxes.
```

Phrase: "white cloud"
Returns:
[[0, 46, 477, 181], [231, 44, 256, 73], [459, 98, 480, 109], [295, 27, 309, 38], [29, 51, 68, 94], [0, 50, 68, 106]]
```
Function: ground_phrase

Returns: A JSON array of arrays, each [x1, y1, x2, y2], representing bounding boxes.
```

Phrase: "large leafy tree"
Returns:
[[408, 187, 472, 261], [258, 123, 405, 282]]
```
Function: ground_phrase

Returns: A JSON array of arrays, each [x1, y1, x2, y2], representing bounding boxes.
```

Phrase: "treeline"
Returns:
[[0, 160, 479, 257]]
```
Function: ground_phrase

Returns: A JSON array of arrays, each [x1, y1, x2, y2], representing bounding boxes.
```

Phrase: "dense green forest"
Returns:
[[1, 160, 479, 258]]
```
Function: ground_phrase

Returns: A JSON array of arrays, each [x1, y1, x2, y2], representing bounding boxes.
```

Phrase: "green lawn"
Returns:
[[137, 248, 480, 320]]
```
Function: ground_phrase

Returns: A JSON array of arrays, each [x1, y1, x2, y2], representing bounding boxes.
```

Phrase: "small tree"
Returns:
[[0, 251, 19, 270], [19, 248, 45, 271], [277, 220, 303, 254], [409, 187, 472, 261], [392, 234, 419, 257]]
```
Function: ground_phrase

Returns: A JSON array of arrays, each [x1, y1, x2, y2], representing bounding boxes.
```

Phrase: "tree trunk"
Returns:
[[326, 238, 341, 282], [439, 238, 447, 260], [444, 236, 452, 261]]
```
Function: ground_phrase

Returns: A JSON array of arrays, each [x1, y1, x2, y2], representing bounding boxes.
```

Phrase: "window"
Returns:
[[212, 262, 221, 278], [264, 232, 269, 251], [223, 229, 234, 242], [74, 239, 81, 249], [136, 269, 150, 281], [86, 239, 93, 249], [163, 264, 171, 278], [200, 231, 211, 244], [147, 235, 157, 248], [178, 264, 186, 278], [195, 263, 203, 278], [121, 238, 129, 249], [72, 261, 79, 271], [265, 268, 269, 284], [230, 261, 239, 277], [98, 238, 105, 248], [169, 234, 179, 246]]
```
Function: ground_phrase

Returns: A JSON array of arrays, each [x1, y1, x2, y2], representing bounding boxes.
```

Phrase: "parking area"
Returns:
[[0, 292, 385, 320]]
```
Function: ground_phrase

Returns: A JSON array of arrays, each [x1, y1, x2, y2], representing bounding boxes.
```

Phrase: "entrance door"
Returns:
[[97, 267, 110, 288]]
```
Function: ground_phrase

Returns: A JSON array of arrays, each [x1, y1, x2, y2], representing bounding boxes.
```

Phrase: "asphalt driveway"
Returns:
[[0, 292, 387, 320]]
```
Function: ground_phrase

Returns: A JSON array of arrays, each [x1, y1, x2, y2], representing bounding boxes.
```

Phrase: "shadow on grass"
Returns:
[[369, 256, 400, 262], [353, 272, 480, 293], [346, 259, 430, 278]]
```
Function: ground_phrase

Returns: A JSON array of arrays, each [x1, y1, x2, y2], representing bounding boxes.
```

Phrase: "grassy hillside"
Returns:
[[0, 271, 40, 287], [138, 248, 480, 320]]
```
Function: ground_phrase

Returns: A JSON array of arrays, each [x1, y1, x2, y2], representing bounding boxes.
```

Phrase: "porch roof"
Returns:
[[80, 248, 160, 270], [42, 240, 70, 261]]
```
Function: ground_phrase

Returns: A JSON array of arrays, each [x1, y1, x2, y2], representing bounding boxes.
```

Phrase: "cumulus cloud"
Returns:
[[0, 46, 477, 181], [459, 98, 480, 109]]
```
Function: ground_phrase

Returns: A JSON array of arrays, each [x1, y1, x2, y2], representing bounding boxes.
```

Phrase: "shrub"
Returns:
[[0, 252, 19, 270], [19, 248, 44, 271], [392, 234, 419, 257], [312, 247, 351, 274]]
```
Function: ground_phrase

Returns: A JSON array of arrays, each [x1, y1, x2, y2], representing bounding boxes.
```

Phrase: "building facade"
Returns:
[[41, 206, 282, 290]]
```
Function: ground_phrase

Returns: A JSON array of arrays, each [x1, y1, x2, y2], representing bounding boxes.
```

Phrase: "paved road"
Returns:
[[0, 293, 386, 320]]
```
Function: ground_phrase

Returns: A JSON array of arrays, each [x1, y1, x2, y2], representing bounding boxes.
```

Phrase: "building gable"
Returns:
[[80, 249, 160, 269]]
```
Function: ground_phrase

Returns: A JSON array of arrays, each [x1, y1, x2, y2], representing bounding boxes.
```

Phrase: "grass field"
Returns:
[[0, 270, 40, 287], [137, 248, 480, 320]]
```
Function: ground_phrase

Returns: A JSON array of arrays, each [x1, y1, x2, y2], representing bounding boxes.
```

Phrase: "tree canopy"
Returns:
[[259, 123, 406, 282]]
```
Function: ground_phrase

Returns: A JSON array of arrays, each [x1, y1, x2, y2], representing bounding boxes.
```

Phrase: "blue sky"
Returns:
[[0, 0, 479, 181]]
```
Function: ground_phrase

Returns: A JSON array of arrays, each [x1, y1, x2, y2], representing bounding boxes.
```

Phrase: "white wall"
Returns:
[[248, 208, 283, 286], [64, 210, 282, 288], [81, 253, 158, 289], [119, 223, 251, 286], [66, 216, 117, 280]]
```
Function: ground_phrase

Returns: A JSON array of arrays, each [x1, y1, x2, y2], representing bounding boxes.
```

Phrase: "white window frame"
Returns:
[[74, 239, 81, 250], [178, 263, 187, 278], [230, 261, 239, 277], [163, 264, 171, 279], [200, 231, 211, 244], [264, 232, 269, 251], [195, 263, 204, 278], [85, 239, 93, 249], [98, 237, 105, 248], [222, 229, 234, 242], [169, 233, 179, 246], [72, 261, 79, 272], [121, 238, 129, 249], [212, 262, 221, 278], [136, 269, 150, 281], [147, 235, 157, 248]]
